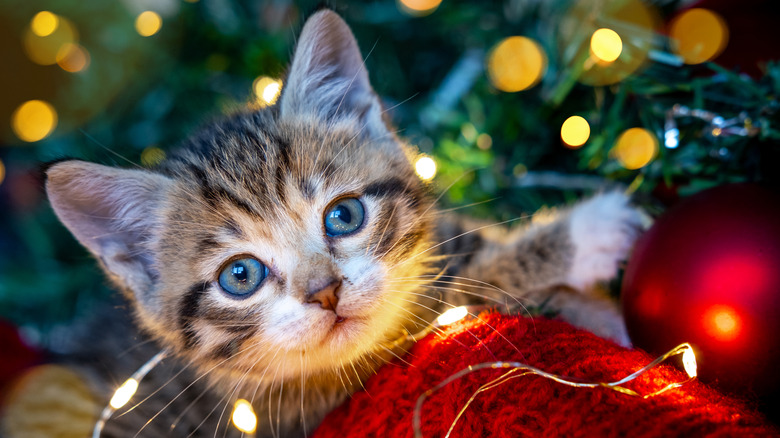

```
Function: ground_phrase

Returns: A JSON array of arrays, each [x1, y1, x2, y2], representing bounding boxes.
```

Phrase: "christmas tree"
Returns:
[[0, 0, 778, 351]]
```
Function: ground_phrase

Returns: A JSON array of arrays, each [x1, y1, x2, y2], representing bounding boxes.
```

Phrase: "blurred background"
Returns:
[[1, 0, 779, 393]]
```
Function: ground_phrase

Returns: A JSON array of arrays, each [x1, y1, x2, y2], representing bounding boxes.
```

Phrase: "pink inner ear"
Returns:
[[46, 160, 172, 297], [278, 10, 385, 137]]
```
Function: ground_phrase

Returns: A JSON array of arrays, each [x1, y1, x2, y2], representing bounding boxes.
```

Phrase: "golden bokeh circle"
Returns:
[[11, 100, 58, 142], [561, 116, 590, 148], [612, 127, 658, 169], [252, 77, 283, 107], [487, 36, 547, 93], [31, 11, 59, 37], [590, 28, 623, 63], [56, 43, 90, 73], [398, 0, 443, 16], [561, 0, 659, 86], [23, 16, 77, 66], [135, 11, 162, 37], [669, 8, 728, 65]]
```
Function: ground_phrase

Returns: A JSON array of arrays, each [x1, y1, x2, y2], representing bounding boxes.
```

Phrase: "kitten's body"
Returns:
[[31, 10, 641, 438]]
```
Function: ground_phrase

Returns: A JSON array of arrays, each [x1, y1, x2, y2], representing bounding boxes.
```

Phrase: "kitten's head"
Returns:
[[45, 10, 434, 380]]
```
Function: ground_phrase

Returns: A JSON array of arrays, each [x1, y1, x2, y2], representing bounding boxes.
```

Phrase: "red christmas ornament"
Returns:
[[622, 183, 780, 397]]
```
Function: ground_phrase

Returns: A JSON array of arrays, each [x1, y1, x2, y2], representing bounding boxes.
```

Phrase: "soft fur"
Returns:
[[32, 10, 643, 438]]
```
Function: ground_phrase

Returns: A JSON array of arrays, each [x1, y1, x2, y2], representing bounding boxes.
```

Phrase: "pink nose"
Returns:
[[305, 279, 341, 312]]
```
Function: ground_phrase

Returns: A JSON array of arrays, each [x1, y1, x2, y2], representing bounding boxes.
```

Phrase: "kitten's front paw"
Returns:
[[566, 192, 646, 290]]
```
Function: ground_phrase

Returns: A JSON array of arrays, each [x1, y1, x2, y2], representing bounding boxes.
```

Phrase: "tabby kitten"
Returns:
[[42, 9, 641, 437]]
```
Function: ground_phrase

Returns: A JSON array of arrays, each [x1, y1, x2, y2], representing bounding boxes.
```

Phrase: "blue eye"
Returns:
[[218, 257, 267, 297], [324, 198, 365, 236]]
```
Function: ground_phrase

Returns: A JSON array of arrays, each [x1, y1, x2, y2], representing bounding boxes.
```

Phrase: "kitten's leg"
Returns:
[[454, 192, 643, 346], [564, 191, 646, 290]]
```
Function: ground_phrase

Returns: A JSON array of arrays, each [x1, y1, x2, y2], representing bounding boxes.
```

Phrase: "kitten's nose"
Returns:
[[305, 278, 341, 312]]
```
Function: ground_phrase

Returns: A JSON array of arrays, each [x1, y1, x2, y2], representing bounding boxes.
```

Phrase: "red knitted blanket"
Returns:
[[314, 313, 775, 437]]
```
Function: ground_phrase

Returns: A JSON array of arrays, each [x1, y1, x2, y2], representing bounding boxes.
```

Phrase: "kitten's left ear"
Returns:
[[280, 10, 387, 137]]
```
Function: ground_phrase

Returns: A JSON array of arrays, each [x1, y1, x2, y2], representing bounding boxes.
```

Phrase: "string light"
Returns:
[[436, 306, 469, 326], [109, 379, 139, 409], [560, 116, 590, 148], [590, 28, 622, 63], [135, 11, 162, 37], [415, 156, 437, 181], [11, 100, 58, 143], [92, 349, 168, 438], [231, 399, 258, 434], [486, 36, 547, 93], [94, 307, 697, 438], [669, 9, 728, 65], [413, 343, 697, 438]]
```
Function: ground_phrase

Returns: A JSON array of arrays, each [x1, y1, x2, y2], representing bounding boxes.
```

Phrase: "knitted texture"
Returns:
[[313, 313, 776, 437]]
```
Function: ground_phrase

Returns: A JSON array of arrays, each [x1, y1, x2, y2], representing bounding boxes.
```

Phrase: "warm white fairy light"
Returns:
[[683, 346, 697, 378], [231, 399, 258, 434], [413, 343, 698, 438], [92, 349, 168, 438], [436, 306, 469, 326], [109, 378, 139, 409]]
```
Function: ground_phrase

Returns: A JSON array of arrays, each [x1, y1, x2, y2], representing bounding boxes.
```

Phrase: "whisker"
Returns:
[[131, 338, 266, 437], [393, 296, 497, 360], [79, 129, 144, 170], [386, 216, 527, 271]]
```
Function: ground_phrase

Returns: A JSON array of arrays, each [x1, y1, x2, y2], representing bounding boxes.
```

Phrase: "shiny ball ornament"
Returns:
[[622, 184, 780, 397]]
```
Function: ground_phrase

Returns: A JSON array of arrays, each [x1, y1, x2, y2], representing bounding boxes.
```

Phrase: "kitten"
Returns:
[[39, 9, 641, 438]]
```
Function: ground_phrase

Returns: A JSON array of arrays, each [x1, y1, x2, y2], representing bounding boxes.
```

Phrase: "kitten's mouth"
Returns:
[[335, 315, 346, 324]]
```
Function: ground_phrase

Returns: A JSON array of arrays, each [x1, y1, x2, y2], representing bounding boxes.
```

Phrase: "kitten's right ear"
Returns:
[[45, 160, 173, 298]]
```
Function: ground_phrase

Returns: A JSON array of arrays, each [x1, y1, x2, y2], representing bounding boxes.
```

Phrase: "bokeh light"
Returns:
[[252, 77, 283, 106], [398, 0, 443, 17], [11, 100, 58, 143], [231, 399, 257, 434], [0, 159, 5, 187], [560, 116, 590, 148], [476, 133, 492, 150], [563, 0, 659, 86], [703, 305, 742, 342], [56, 43, 90, 73], [109, 378, 138, 409], [487, 36, 547, 93], [23, 15, 77, 65], [590, 28, 623, 63], [612, 127, 657, 170], [141, 147, 166, 167], [135, 11, 162, 37], [31, 11, 59, 37], [669, 8, 728, 65], [415, 156, 436, 180]]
